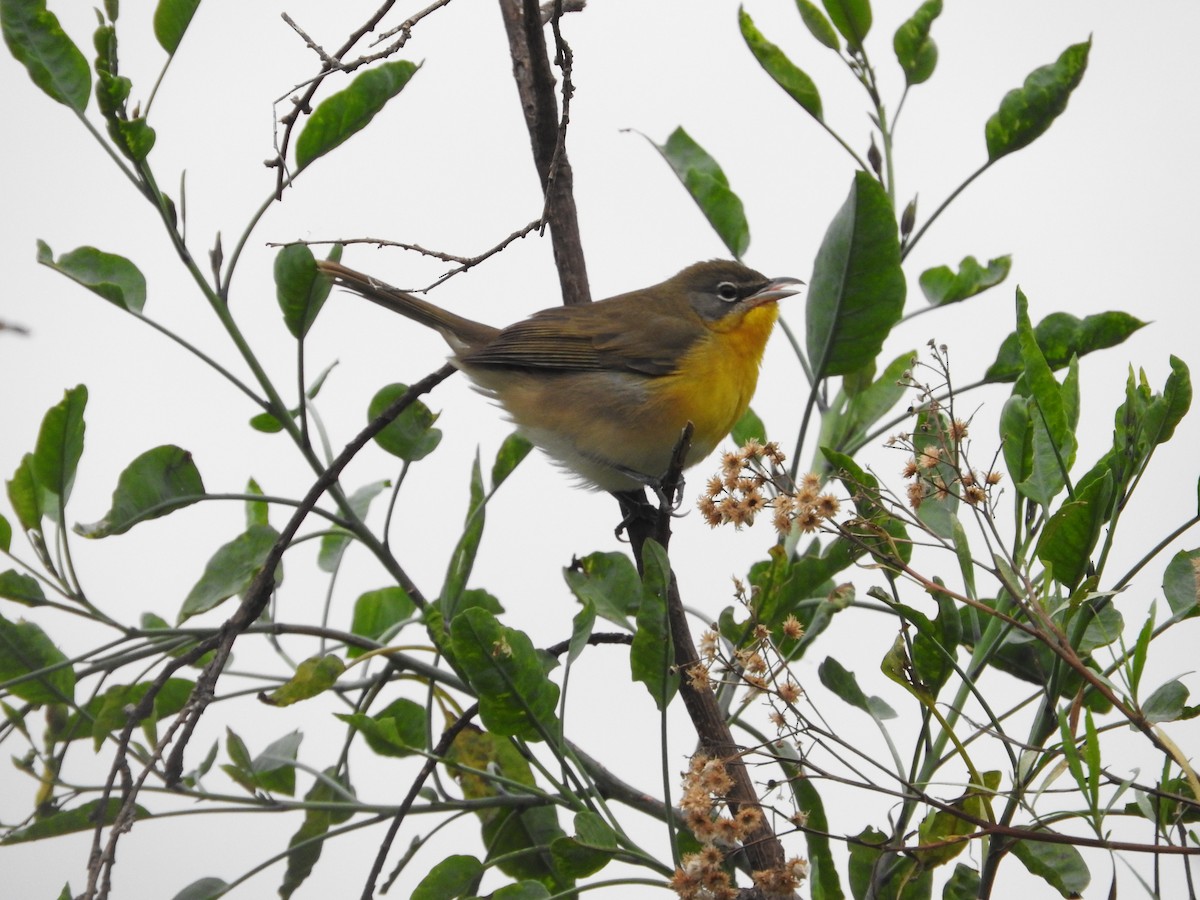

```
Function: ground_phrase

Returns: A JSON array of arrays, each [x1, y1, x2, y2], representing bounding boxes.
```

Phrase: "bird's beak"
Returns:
[[748, 276, 804, 306]]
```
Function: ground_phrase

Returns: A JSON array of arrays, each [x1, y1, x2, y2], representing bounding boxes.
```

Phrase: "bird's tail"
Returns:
[[317, 260, 498, 352]]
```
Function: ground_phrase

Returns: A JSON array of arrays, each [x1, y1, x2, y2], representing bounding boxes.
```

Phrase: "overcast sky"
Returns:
[[3, 1, 1199, 897]]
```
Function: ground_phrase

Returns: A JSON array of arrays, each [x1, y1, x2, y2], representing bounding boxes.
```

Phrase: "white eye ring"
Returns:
[[716, 282, 739, 302]]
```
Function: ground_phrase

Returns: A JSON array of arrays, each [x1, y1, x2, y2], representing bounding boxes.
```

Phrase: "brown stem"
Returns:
[[497, 0, 590, 305], [618, 429, 791, 892]]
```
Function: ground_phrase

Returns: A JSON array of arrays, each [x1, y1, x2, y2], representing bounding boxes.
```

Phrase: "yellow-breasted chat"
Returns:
[[318, 259, 801, 493]]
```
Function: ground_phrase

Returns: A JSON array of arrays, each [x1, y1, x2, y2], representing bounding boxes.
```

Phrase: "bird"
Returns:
[[319, 258, 801, 494]]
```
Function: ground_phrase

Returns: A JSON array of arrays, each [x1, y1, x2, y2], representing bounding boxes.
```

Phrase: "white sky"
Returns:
[[2, 1, 1199, 897]]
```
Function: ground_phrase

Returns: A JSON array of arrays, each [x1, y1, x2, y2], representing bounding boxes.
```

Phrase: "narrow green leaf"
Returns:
[[178, 524, 281, 622], [985, 309, 1146, 382], [1, 799, 145, 844], [317, 479, 388, 573], [0, 570, 46, 606], [153, 0, 200, 55], [411, 855, 483, 900], [1163, 548, 1200, 620], [337, 697, 427, 757], [1035, 471, 1112, 590], [893, 0, 941, 86], [440, 453, 485, 620], [739, 7, 823, 120], [806, 172, 905, 379], [32, 384, 86, 520], [0, 513, 10, 552], [245, 477, 268, 528], [818, 656, 895, 718], [821, 0, 871, 51], [275, 243, 333, 340], [279, 769, 355, 900], [226, 730, 301, 796], [37, 241, 147, 312], [919, 255, 1010, 306], [449, 607, 560, 741], [347, 586, 416, 657], [295, 60, 420, 169], [630, 539, 679, 710], [986, 39, 1091, 162], [262, 654, 344, 706], [567, 600, 596, 665], [0, 612, 74, 704], [491, 431, 533, 489], [75, 445, 204, 538], [1010, 836, 1090, 897], [651, 126, 750, 258], [795, 0, 840, 50], [370, 382, 442, 462], [1014, 289, 1076, 507], [0, 0, 90, 111], [773, 741, 844, 899], [563, 551, 640, 632]]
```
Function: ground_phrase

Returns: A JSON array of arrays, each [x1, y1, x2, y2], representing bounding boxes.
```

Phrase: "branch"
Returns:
[[497, 0, 590, 305]]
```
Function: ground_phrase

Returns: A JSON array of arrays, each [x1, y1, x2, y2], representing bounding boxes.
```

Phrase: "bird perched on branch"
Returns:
[[319, 259, 800, 493]]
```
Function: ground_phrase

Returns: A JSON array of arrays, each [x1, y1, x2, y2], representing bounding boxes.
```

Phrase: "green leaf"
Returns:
[[337, 697, 427, 757], [178, 523, 281, 622], [563, 551, 640, 631], [440, 453, 485, 621], [567, 600, 596, 665], [985, 309, 1146, 382], [493, 883, 552, 899], [261, 654, 344, 707], [75, 445, 204, 538], [222, 730, 302, 796], [1013, 289, 1076, 507], [818, 657, 895, 719], [1010, 837, 1090, 897], [37, 242, 147, 312], [491, 431, 533, 489], [169, 877, 228, 900], [1, 799, 145, 844], [806, 172, 905, 379], [0, 0, 90, 111], [919, 255, 1009, 307], [795, 0, 840, 50], [318, 479, 388, 573], [32, 384, 86, 520], [0, 612, 74, 704], [411, 855, 483, 900], [295, 60, 420, 169], [551, 811, 619, 879], [370, 382, 442, 462], [942, 864, 981, 900], [245, 477, 268, 528], [1143, 679, 1189, 723], [279, 769, 355, 900], [893, 0, 941, 85], [0, 570, 46, 606], [821, 0, 871, 51], [449, 607, 560, 741], [652, 126, 750, 258], [986, 39, 1091, 162], [153, 0, 200, 55], [276, 243, 336, 340], [1163, 548, 1200, 620], [772, 741, 844, 899], [1035, 471, 1112, 590], [739, 7, 822, 120], [630, 539, 678, 710], [347, 586, 416, 657], [835, 351, 913, 452], [0, 513, 10, 552], [7, 455, 42, 532], [731, 406, 767, 446]]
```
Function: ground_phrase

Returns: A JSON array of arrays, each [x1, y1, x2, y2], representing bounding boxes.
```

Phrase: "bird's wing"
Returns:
[[462, 299, 704, 376]]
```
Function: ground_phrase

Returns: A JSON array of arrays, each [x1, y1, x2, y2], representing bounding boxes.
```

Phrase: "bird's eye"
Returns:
[[716, 281, 739, 302]]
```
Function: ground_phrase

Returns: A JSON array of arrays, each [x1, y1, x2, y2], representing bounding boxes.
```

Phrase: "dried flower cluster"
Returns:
[[698, 440, 841, 536], [886, 342, 1003, 513], [669, 752, 809, 899]]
